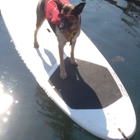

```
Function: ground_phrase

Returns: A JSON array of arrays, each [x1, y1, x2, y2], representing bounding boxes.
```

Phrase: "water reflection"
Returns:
[[104, 0, 140, 25], [0, 65, 19, 123], [36, 85, 99, 140], [0, 82, 13, 112], [0, 82, 13, 125], [0, 64, 18, 93], [0, 93, 13, 114], [105, 0, 140, 48]]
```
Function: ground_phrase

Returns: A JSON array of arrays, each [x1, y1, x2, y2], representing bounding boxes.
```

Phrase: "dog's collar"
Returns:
[[63, 24, 80, 43]]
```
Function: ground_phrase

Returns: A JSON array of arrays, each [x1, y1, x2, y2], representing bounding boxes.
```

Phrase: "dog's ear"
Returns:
[[55, 0, 64, 12], [73, 3, 86, 15]]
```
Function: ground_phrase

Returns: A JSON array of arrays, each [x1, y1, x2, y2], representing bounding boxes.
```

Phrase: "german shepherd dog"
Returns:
[[34, 0, 85, 79]]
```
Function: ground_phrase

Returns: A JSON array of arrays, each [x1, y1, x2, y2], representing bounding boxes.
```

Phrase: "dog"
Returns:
[[34, 0, 86, 79]]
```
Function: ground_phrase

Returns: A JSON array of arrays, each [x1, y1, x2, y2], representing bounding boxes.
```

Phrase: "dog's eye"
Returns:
[[68, 15, 75, 21], [58, 14, 65, 19], [67, 15, 77, 22]]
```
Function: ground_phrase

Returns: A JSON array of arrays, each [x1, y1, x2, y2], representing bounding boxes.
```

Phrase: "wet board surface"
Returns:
[[1, 0, 136, 139]]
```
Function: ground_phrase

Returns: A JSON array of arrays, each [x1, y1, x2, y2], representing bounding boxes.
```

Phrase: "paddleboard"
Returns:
[[1, 0, 136, 139]]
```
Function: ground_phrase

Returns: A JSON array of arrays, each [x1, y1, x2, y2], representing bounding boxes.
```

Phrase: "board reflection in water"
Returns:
[[36, 85, 98, 140]]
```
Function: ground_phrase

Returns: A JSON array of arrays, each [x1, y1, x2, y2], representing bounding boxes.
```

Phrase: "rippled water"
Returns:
[[0, 0, 140, 140]]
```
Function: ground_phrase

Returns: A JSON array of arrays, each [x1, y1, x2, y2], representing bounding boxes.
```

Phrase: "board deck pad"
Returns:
[[49, 57, 122, 109]]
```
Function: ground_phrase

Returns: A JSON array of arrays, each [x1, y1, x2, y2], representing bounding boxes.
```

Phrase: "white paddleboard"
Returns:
[[1, 0, 136, 139]]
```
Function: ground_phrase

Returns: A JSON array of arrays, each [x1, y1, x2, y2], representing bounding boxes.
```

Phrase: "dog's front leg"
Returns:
[[70, 40, 78, 65], [59, 45, 67, 79]]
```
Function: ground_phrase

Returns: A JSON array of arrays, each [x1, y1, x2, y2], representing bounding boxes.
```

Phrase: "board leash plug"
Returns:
[[118, 128, 129, 140]]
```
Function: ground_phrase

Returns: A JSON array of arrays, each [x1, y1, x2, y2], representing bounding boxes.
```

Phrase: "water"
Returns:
[[0, 0, 140, 139]]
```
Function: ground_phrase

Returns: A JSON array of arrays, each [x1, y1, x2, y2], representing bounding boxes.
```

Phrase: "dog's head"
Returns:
[[55, 0, 86, 34]]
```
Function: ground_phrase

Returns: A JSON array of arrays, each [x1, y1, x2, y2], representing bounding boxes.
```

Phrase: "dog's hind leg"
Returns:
[[34, 0, 45, 48]]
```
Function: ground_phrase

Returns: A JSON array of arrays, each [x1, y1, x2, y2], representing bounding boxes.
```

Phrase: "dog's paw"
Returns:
[[60, 71, 67, 79], [70, 58, 78, 66], [34, 42, 39, 48]]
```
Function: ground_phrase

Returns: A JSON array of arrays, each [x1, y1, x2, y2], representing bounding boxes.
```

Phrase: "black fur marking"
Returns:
[[72, 3, 86, 15]]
